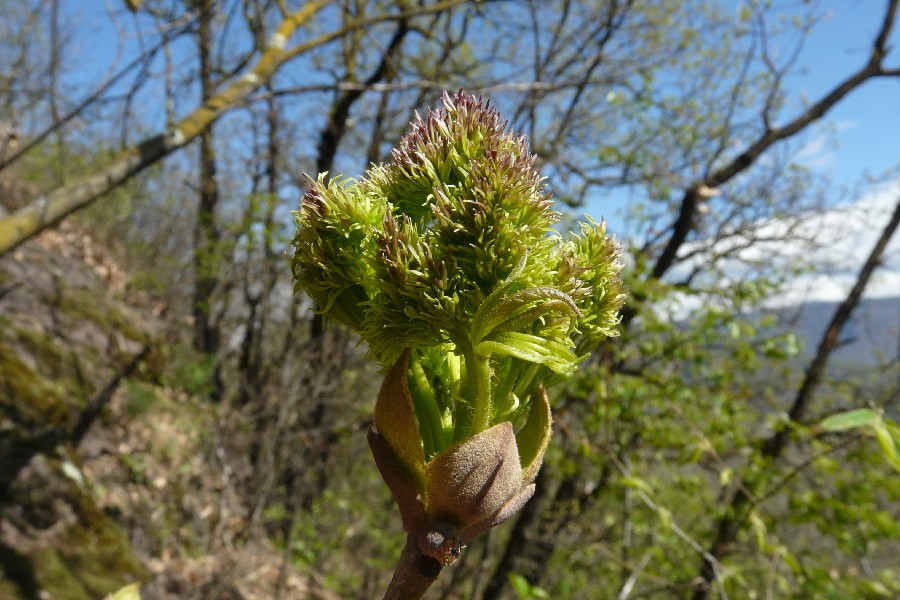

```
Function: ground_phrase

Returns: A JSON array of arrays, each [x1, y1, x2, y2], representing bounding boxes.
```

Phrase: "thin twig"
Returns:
[[555, 418, 730, 600], [383, 534, 442, 600], [647, 0, 900, 284], [72, 344, 151, 447], [617, 551, 652, 600]]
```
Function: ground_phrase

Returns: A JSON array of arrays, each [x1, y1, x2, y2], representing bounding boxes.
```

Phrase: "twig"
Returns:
[[691, 195, 900, 599], [555, 418, 730, 600], [0, 0, 474, 256], [0, 25, 186, 173], [71, 344, 151, 447], [763, 195, 900, 455], [647, 0, 900, 284], [383, 534, 442, 600], [616, 551, 652, 600]]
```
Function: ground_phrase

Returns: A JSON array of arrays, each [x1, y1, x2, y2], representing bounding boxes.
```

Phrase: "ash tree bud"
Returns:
[[291, 89, 627, 557]]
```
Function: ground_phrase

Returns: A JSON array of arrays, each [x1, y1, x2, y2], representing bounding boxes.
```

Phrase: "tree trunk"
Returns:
[[0, 1, 463, 257], [192, 0, 221, 356], [691, 196, 900, 600]]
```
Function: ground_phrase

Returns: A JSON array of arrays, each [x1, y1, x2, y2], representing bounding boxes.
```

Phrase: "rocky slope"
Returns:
[[0, 224, 337, 600]]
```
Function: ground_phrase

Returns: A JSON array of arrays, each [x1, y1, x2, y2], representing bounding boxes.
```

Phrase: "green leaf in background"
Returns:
[[749, 511, 768, 551], [818, 408, 881, 432], [621, 476, 653, 496], [508, 572, 550, 599], [872, 421, 900, 472], [817, 409, 900, 473], [107, 583, 142, 600]]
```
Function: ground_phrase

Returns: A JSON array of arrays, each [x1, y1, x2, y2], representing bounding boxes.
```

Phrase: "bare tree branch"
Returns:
[[0, 16, 188, 173], [650, 0, 899, 282], [383, 534, 442, 600], [764, 197, 900, 453], [316, 17, 410, 176], [0, 0, 471, 257], [71, 344, 152, 448], [691, 194, 900, 600]]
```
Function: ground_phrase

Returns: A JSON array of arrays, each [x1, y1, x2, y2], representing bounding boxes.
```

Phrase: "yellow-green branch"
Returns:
[[0, 0, 469, 257]]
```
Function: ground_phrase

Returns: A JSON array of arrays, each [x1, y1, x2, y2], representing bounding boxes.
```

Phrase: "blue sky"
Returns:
[[38, 0, 900, 311], [575, 2, 900, 305], [583, 0, 900, 223], [65, 1, 900, 188], [788, 1, 900, 183], [581, 1, 900, 229], [60, 1, 900, 261]]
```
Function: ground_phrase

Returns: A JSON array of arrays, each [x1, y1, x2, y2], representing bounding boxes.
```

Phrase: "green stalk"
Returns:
[[493, 359, 525, 418], [464, 346, 493, 436], [452, 352, 472, 443], [408, 355, 444, 459]]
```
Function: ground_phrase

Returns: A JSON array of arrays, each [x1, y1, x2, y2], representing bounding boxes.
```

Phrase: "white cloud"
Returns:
[[767, 180, 900, 306], [794, 135, 835, 170], [663, 179, 900, 313], [793, 120, 859, 172]]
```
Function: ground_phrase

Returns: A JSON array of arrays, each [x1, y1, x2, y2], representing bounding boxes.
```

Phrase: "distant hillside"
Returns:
[[774, 296, 900, 367]]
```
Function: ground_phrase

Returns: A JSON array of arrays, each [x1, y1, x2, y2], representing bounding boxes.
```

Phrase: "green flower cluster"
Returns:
[[292, 90, 625, 457]]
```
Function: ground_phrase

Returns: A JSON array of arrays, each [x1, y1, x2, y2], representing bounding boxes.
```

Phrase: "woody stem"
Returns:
[[383, 533, 442, 600]]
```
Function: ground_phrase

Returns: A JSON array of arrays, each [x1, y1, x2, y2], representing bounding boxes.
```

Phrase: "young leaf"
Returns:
[[818, 408, 881, 432]]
